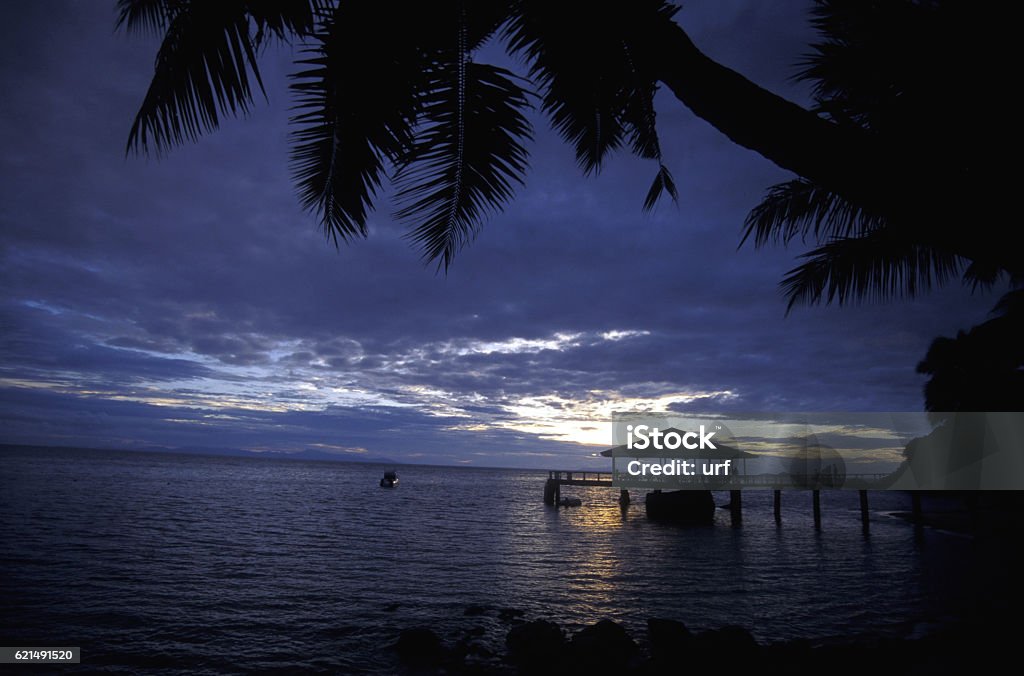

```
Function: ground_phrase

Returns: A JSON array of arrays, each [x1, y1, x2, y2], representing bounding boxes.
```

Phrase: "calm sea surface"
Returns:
[[0, 447, 990, 673]]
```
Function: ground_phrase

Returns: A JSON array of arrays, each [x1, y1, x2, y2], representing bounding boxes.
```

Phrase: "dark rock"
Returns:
[[647, 618, 692, 661], [570, 619, 639, 670], [498, 607, 525, 621], [395, 627, 443, 665], [452, 636, 497, 664], [646, 490, 716, 524], [506, 620, 565, 665], [693, 625, 759, 663], [763, 639, 813, 672]]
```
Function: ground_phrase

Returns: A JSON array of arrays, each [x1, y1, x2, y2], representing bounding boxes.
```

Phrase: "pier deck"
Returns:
[[543, 470, 896, 530]]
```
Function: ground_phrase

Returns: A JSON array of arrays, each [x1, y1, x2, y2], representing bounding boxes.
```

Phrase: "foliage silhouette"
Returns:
[[917, 290, 1024, 412], [120, 0, 1019, 309], [740, 0, 1019, 310]]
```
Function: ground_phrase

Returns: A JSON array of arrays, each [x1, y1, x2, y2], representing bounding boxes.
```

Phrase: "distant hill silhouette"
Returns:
[[0, 443, 401, 465]]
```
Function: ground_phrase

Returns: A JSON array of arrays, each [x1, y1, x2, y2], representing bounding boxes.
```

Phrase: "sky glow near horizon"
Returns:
[[0, 2, 1002, 468]]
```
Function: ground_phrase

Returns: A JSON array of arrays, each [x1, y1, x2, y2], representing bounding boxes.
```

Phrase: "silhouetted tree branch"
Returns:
[[119, 0, 1019, 291]]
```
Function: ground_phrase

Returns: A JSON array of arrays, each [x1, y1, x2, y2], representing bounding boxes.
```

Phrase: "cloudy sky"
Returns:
[[0, 1, 996, 468]]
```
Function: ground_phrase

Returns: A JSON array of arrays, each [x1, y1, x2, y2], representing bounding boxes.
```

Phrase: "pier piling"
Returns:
[[729, 490, 742, 524], [541, 472, 887, 529], [911, 492, 922, 523], [543, 479, 557, 506], [859, 489, 869, 532]]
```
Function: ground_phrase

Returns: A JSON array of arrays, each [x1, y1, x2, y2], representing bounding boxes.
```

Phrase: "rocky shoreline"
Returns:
[[391, 613, 1004, 675]]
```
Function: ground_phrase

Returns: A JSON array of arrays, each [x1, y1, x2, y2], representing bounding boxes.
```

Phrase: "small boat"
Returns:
[[380, 470, 398, 488], [558, 497, 582, 507]]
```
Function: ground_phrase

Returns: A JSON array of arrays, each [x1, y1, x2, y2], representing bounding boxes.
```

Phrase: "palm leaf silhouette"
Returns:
[[395, 61, 532, 269], [288, 2, 425, 243], [506, 0, 679, 209], [119, 0, 317, 155], [741, 0, 1014, 309], [780, 230, 963, 311], [116, 0, 699, 265]]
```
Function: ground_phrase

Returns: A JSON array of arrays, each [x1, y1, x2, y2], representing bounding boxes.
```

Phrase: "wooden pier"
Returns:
[[543, 471, 613, 505], [544, 470, 892, 530]]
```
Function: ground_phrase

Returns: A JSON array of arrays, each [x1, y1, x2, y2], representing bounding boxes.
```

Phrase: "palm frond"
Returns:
[[289, 2, 427, 243], [621, 80, 677, 212], [796, 0, 913, 126], [505, 1, 623, 173], [643, 164, 677, 212], [741, 179, 883, 248], [781, 229, 964, 312], [124, 1, 266, 155], [116, 0, 173, 35], [797, 0, 960, 137], [963, 259, 1005, 292], [394, 58, 531, 269], [621, 80, 660, 160], [506, 0, 678, 175], [245, 0, 321, 45]]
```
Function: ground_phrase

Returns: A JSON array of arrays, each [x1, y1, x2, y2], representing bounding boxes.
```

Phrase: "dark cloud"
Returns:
[[0, 1, 1000, 468]]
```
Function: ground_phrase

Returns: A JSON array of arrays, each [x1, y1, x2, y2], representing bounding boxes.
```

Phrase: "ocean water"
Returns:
[[0, 446, 991, 673]]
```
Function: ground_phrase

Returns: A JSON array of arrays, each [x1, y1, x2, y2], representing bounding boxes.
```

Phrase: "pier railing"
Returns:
[[547, 471, 613, 484]]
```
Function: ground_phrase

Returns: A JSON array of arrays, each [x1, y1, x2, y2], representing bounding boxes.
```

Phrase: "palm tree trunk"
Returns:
[[649, 21, 1018, 276], [650, 21, 886, 212]]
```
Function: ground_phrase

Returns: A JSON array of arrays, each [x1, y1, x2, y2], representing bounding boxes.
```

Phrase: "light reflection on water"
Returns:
[[0, 447, 986, 673]]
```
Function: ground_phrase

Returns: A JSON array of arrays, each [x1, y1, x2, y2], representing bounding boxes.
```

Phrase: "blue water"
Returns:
[[0, 446, 987, 673]]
